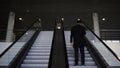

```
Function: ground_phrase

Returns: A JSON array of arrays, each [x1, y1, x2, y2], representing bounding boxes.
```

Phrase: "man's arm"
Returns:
[[70, 29, 73, 46]]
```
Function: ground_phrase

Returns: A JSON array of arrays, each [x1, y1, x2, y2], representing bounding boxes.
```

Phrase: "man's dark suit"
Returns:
[[70, 24, 86, 65]]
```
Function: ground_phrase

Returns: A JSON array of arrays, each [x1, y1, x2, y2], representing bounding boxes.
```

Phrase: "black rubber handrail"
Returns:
[[0, 22, 36, 57], [48, 19, 56, 68], [48, 19, 69, 68], [84, 23, 120, 61], [61, 20, 69, 68]]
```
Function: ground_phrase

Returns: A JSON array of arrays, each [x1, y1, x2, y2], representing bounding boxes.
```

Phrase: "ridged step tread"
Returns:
[[23, 60, 48, 64], [70, 66, 98, 68], [30, 47, 51, 50], [26, 56, 49, 60], [21, 31, 53, 68], [30, 46, 51, 47], [33, 43, 51, 45], [66, 46, 97, 67], [68, 57, 93, 61], [28, 53, 50, 56], [67, 50, 89, 54], [21, 64, 48, 68], [69, 61, 96, 66], [29, 50, 50, 53], [68, 53, 91, 57], [66, 46, 88, 50]]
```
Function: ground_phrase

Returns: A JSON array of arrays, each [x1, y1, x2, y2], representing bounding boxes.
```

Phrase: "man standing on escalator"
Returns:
[[70, 18, 86, 66]]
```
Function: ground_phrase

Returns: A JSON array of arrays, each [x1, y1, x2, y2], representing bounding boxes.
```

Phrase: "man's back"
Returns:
[[70, 19, 86, 65], [71, 24, 86, 44]]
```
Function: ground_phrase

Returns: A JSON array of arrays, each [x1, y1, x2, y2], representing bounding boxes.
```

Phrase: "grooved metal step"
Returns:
[[67, 46, 98, 67], [68, 53, 91, 57], [68, 57, 93, 61], [23, 60, 49, 64], [69, 61, 96, 66], [26, 56, 49, 60], [70, 66, 98, 68], [20, 31, 53, 68], [29, 50, 50, 53], [67, 50, 89, 54], [67, 47, 88, 51], [30, 47, 51, 50], [28, 53, 50, 56], [21, 64, 48, 68]]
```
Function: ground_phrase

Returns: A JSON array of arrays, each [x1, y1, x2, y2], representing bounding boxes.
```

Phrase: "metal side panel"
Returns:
[[86, 31, 120, 68]]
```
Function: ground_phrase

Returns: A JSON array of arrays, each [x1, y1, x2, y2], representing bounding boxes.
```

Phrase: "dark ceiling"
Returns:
[[1, 0, 120, 13], [0, 0, 120, 31]]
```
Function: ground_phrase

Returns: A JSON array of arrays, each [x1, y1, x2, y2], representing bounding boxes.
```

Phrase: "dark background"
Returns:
[[0, 0, 120, 40]]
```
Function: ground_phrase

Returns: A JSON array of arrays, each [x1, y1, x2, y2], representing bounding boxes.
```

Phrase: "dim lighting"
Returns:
[[61, 18, 64, 21], [57, 26, 61, 29], [38, 18, 41, 22], [26, 32, 28, 35], [26, 10, 30, 13], [77, 18, 81, 21], [118, 57, 120, 60], [102, 18, 106, 21], [19, 17, 23, 21]]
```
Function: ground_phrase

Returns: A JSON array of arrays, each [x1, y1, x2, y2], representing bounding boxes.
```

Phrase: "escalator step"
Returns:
[[33, 43, 52, 45], [70, 66, 97, 68], [23, 60, 48, 64], [32, 45, 51, 46], [33, 43, 51, 47], [68, 57, 93, 61], [20, 31, 53, 68], [68, 53, 91, 57], [29, 50, 50, 53], [67, 46, 87, 48], [69, 61, 96, 66], [30, 47, 51, 50], [67, 48, 88, 51], [67, 50, 89, 54], [28, 53, 50, 56], [21, 64, 48, 68], [26, 56, 49, 60]]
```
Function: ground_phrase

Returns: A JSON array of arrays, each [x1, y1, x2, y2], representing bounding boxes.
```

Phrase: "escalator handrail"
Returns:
[[84, 23, 120, 61], [61, 20, 69, 68], [48, 19, 56, 68], [10, 27, 41, 68], [48, 19, 69, 68], [0, 22, 38, 57]]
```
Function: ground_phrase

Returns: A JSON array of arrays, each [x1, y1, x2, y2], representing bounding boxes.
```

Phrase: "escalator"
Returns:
[[21, 31, 53, 68], [64, 31, 98, 68], [1, 20, 119, 68]]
